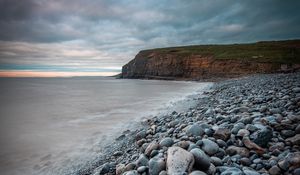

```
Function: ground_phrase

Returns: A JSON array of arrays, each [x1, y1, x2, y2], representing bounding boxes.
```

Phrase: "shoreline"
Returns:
[[81, 72, 299, 175]]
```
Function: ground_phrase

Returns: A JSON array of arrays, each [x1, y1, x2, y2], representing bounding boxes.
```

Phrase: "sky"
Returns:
[[0, 0, 299, 77]]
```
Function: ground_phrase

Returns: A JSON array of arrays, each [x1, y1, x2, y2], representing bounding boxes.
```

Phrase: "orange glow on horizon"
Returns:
[[0, 71, 120, 77]]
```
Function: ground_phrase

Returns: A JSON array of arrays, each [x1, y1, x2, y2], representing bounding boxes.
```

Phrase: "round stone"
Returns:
[[190, 148, 211, 171], [201, 139, 219, 156], [159, 137, 174, 147]]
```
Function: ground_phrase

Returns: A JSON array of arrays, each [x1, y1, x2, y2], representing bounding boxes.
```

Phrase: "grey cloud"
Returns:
[[0, 0, 299, 70]]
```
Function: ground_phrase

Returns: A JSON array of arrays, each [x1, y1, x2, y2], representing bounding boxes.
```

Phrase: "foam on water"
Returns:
[[0, 77, 212, 175]]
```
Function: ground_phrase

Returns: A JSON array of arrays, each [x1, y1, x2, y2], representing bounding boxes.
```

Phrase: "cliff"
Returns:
[[122, 40, 300, 80]]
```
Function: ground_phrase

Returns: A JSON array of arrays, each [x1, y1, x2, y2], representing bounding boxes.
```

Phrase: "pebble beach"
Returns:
[[84, 72, 300, 175]]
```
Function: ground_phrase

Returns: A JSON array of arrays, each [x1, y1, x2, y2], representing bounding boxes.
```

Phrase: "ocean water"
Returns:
[[0, 77, 212, 175]]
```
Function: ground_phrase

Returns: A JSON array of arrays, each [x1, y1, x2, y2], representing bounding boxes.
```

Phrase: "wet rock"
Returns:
[[136, 130, 146, 141], [268, 165, 281, 175], [286, 134, 300, 146], [288, 115, 300, 122], [159, 137, 174, 147], [189, 170, 207, 175], [243, 168, 260, 175], [167, 147, 194, 175], [239, 116, 254, 125], [236, 129, 250, 138], [286, 152, 300, 169], [252, 127, 273, 147], [136, 154, 149, 167], [295, 125, 300, 134], [207, 163, 216, 175], [278, 159, 289, 171], [211, 156, 222, 166], [219, 166, 243, 175], [149, 157, 166, 175], [188, 143, 199, 151], [293, 168, 300, 175], [230, 107, 249, 114], [216, 139, 227, 148], [281, 130, 295, 138], [175, 141, 190, 150], [190, 148, 211, 171], [201, 139, 219, 156], [113, 151, 123, 157], [245, 124, 258, 133], [125, 163, 136, 171], [270, 108, 281, 114], [185, 124, 204, 137], [242, 137, 265, 155], [292, 87, 300, 93], [98, 163, 110, 175], [116, 164, 126, 175], [240, 157, 251, 166], [123, 170, 138, 175], [159, 170, 167, 175], [150, 149, 159, 158], [137, 166, 147, 173], [145, 141, 159, 156], [196, 140, 203, 146], [214, 128, 231, 141], [231, 123, 245, 134], [226, 146, 249, 157]]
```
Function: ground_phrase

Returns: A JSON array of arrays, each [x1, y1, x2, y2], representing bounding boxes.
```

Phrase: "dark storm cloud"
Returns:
[[0, 0, 299, 69]]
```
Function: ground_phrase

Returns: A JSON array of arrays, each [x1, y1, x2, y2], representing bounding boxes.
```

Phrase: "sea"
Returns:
[[0, 76, 212, 175]]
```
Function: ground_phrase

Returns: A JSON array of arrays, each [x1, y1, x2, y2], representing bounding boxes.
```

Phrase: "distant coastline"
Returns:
[[121, 39, 300, 81]]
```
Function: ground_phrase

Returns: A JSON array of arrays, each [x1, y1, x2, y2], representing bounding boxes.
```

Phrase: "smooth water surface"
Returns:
[[0, 77, 212, 175]]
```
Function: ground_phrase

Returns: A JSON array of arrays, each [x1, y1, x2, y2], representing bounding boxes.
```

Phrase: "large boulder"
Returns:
[[167, 147, 194, 175]]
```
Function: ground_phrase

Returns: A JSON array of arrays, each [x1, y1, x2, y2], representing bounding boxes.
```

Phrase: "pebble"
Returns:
[[213, 128, 231, 141], [159, 137, 174, 147], [136, 154, 149, 167], [286, 134, 300, 145], [219, 166, 243, 175], [252, 127, 273, 147], [226, 146, 249, 157], [144, 141, 159, 156], [137, 166, 147, 173], [123, 170, 138, 175], [185, 124, 204, 137], [189, 170, 207, 175], [190, 148, 211, 171], [201, 139, 219, 156], [149, 157, 166, 175], [269, 165, 281, 175]]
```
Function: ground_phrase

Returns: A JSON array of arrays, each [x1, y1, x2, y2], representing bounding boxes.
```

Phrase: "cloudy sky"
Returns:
[[0, 0, 299, 76]]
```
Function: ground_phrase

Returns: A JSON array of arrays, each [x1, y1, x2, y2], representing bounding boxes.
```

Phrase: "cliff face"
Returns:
[[122, 40, 300, 80]]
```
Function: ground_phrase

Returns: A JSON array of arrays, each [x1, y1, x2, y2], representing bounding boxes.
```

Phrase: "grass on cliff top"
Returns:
[[144, 39, 300, 64]]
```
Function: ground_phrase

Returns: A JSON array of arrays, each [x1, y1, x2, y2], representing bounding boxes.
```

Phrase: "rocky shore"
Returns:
[[86, 72, 300, 175]]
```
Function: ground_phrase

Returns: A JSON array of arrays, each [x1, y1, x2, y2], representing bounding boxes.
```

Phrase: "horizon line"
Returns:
[[0, 71, 120, 78]]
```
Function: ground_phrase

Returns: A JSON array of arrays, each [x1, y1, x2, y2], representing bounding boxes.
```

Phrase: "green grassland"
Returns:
[[144, 40, 300, 64]]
